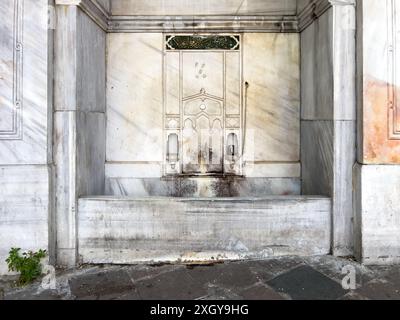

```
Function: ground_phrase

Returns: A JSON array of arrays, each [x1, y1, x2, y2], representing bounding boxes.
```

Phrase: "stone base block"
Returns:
[[78, 196, 331, 264]]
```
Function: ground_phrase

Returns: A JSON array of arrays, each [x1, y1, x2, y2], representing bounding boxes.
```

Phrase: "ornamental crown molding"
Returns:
[[55, 0, 355, 33]]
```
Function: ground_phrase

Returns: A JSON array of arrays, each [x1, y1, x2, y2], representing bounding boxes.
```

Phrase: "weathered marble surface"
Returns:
[[54, 6, 78, 111], [105, 177, 301, 197], [301, 121, 333, 197], [301, 9, 333, 120], [0, 0, 51, 164], [354, 164, 400, 265], [333, 2, 356, 121], [357, 0, 400, 164], [110, 0, 297, 16], [297, 0, 314, 13], [77, 112, 106, 196], [77, 9, 106, 113], [106, 33, 163, 162], [332, 120, 356, 256], [54, 6, 106, 266], [0, 0, 52, 275], [301, 3, 356, 256], [301, 2, 356, 120], [0, 0, 17, 134], [301, 120, 355, 255], [243, 33, 300, 163], [243, 163, 300, 178], [0, 165, 50, 274], [95, 0, 110, 13], [78, 196, 331, 264], [54, 111, 78, 265], [106, 32, 300, 183], [54, 111, 106, 264]]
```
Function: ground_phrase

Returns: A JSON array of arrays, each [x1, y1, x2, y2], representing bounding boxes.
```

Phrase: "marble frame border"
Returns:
[[0, 0, 24, 140], [162, 34, 244, 176], [387, 0, 400, 140]]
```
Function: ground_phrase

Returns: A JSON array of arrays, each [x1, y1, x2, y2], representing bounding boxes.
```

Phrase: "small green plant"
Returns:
[[5, 248, 47, 286]]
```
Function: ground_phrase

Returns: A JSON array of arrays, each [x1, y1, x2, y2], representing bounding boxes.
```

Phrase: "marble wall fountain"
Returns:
[[5, 0, 385, 273]]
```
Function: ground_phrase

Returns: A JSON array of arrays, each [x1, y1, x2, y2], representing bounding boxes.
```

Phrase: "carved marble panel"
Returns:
[[0, 0, 23, 140], [164, 36, 243, 176], [0, 0, 50, 164]]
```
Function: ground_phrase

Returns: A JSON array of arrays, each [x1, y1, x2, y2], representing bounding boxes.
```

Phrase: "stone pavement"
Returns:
[[1, 256, 400, 300]]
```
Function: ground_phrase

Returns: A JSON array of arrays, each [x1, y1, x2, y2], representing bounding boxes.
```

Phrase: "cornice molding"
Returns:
[[55, 0, 355, 33], [108, 15, 298, 33]]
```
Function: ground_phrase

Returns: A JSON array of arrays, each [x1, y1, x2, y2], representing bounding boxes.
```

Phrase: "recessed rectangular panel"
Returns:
[[165, 52, 180, 115], [390, 0, 400, 139], [0, 0, 19, 135], [225, 51, 241, 115]]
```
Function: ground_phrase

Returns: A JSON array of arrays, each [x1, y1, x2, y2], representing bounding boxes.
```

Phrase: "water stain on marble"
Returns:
[[363, 76, 400, 164]]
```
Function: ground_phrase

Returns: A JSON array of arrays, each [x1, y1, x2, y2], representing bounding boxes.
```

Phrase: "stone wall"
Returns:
[[0, 0, 53, 274]]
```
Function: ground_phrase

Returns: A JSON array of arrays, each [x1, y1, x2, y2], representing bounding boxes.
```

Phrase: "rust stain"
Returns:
[[363, 76, 400, 164]]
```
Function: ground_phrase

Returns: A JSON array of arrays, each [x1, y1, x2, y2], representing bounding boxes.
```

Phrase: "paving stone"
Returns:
[[376, 267, 400, 286], [239, 284, 285, 300], [248, 257, 306, 282], [126, 264, 185, 282], [5, 289, 62, 300], [267, 265, 347, 300], [184, 265, 222, 285], [212, 262, 260, 289], [339, 291, 370, 300], [98, 289, 141, 300], [135, 268, 208, 300], [69, 269, 134, 299], [304, 255, 375, 288], [2, 257, 400, 300], [115, 290, 142, 300], [355, 279, 400, 300], [200, 284, 242, 300]]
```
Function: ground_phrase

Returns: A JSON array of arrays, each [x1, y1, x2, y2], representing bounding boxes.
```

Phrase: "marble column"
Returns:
[[301, 0, 356, 257], [54, 1, 106, 266]]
